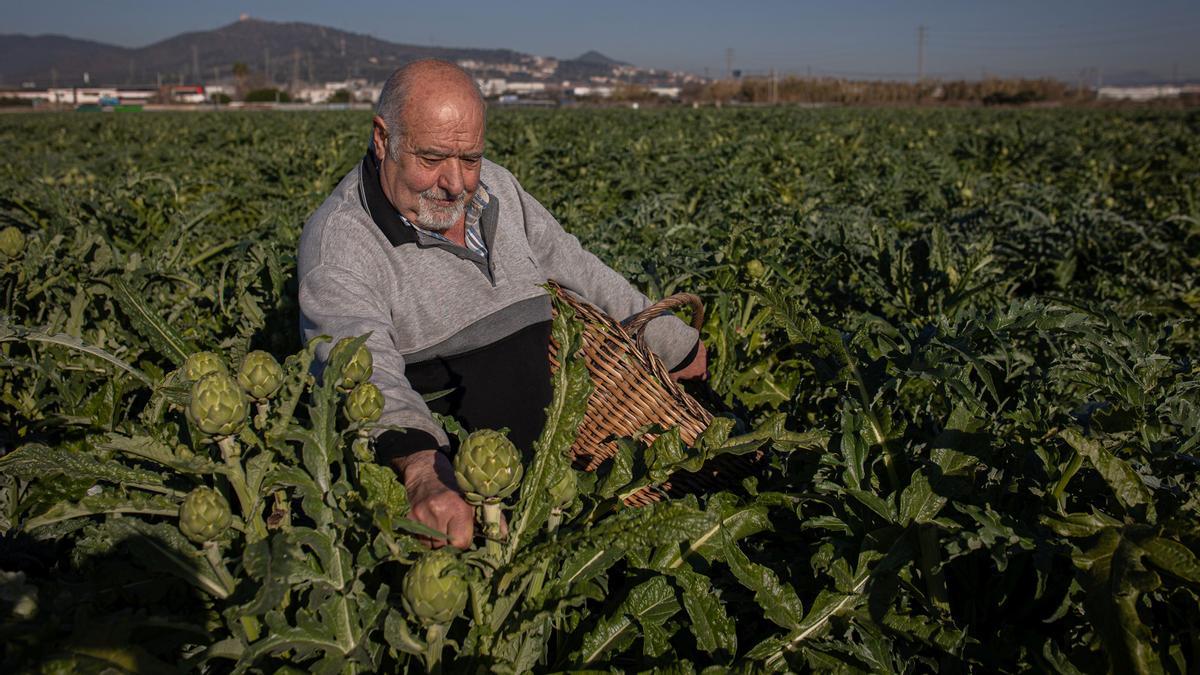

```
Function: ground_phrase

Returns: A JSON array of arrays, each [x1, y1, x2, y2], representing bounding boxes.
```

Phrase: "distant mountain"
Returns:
[[0, 18, 643, 88], [573, 50, 626, 67]]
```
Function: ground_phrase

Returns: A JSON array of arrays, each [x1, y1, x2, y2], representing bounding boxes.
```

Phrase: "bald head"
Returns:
[[376, 59, 486, 160]]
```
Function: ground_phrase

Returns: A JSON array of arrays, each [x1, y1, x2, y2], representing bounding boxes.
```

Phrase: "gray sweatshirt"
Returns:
[[297, 155, 699, 452]]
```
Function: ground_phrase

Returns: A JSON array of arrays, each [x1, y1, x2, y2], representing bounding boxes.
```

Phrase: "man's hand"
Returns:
[[392, 449, 474, 549], [669, 340, 708, 383]]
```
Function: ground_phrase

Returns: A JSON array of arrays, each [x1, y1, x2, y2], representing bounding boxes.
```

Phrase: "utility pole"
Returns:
[[725, 48, 733, 79], [291, 48, 300, 93], [917, 25, 926, 83], [265, 48, 271, 84]]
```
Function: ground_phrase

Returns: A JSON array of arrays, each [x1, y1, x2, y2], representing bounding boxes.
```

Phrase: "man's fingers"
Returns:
[[446, 510, 474, 550]]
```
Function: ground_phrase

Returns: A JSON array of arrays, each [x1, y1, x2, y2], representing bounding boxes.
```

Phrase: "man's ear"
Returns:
[[371, 115, 389, 162]]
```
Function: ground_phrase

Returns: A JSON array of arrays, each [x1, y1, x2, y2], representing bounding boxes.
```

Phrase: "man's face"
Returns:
[[373, 92, 485, 233]]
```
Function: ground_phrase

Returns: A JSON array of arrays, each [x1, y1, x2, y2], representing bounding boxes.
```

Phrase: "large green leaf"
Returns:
[[575, 576, 681, 666], [110, 276, 195, 365]]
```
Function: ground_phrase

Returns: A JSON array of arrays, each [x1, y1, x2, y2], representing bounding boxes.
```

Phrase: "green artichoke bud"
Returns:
[[189, 372, 248, 436], [330, 338, 373, 388], [179, 486, 232, 543], [548, 468, 578, 509], [344, 381, 384, 424], [238, 350, 284, 400], [0, 226, 24, 258], [745, 259, 766, 279], [453, 430, 523, 503], [184, 351, 228, 382], [401, 549, 469, 626]]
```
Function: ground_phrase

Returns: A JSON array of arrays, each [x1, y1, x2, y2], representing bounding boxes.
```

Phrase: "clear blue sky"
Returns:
[[3, 0, 1198, 82]]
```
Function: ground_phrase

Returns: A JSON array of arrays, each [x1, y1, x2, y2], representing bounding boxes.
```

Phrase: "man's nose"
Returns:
[[437, 159, 465, 196]]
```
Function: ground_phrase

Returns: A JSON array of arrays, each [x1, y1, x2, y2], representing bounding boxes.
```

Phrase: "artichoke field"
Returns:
[[1, 108, 1199, 673]]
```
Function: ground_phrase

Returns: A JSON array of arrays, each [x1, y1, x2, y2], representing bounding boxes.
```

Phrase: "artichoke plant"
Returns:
[[188, 372, 248, 437], [401, 549, 469, 626], [238, 350, 284, 400], [344, 381, 384, 424], [0, 226, 24, 258], [179, 486, 232, 544], [330, 338, 373, 389], [453, 430, 523, 504], [184, 351, 228, 382], [548, 468, 578, 511]]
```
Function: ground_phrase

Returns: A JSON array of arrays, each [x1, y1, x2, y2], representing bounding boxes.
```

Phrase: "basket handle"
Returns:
[[623, 293, 705, 337]]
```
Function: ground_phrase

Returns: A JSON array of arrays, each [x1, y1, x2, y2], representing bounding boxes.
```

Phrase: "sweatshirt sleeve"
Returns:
[[512, 176, 699, 370], [298, 260, 450, 458]]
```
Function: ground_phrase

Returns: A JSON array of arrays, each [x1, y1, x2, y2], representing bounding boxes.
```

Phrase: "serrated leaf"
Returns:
[[102, 432, 220, 474], [1, 443, 169, 493], [1140, 537, 1200, 584], [0, 318, 153, 386], [840, 409, 869, 490], [110, 276, 195, 365], [899, 471, 947, 525], [576, 576, 681, 666], [672, 566, 737, 659], [1074, 528, 1163, 675], [1061, 429, 1155, 522], [559, 546, 625, 589], [507, 296, 592, 557], [721, 527, 804, 630], [383, 609, 425, 656], [24, 490, 179, 530], [356, 461, 407, 522], [662, 492, 771, 568]]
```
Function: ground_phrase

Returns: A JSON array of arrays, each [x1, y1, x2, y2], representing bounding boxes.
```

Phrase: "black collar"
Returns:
[[359, 151, 419, 247]]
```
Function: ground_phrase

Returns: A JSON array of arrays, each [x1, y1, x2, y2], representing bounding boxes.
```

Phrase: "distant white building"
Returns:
[[477, 78, 507, 97], [295, 79, 378, 104], [649, 86, 681, 99], [1098, 85, 1184, 101], [505, 82, 546, 95], [572, 86, 613, 98]]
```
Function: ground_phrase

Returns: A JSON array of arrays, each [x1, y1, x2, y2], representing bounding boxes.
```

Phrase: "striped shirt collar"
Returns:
[[397, 185, 491, 259]]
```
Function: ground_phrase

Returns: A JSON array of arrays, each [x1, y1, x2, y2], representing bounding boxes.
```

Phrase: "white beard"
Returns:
[[415, 187, 467, 232]]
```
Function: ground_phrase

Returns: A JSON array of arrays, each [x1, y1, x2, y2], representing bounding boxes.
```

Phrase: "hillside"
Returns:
[[0, 18, 634, 87]]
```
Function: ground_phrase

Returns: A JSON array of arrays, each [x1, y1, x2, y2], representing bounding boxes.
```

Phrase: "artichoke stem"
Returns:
[[218, 437, 266, 540], [217, 435, 241, 461], [424, 623, 446, 673], [352, 432, 373, 463], [204, 542, 237, 598], [482, 502, 504, 561], [254, 401, 270, 428]]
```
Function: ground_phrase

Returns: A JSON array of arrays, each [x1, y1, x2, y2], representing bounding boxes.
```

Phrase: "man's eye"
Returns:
[[462, 157, 482, 166]]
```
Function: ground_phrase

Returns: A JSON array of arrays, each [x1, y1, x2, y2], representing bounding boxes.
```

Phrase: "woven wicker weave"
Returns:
[[546, 282, 757, 507]]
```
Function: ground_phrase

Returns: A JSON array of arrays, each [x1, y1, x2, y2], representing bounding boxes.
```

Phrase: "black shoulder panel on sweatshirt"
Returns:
[[404, 320, 553, 460]]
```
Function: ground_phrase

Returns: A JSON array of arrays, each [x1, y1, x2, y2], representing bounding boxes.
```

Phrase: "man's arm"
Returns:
[[298, 261, 474, 547], [510, 179, 703, 373]]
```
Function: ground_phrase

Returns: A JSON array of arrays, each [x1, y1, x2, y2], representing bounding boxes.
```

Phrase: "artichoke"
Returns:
[[179, 486, 232, 543], [344, 381, 384, 424], [188, 372, 248, 436], [330, 338, 373, 388], [0, 226, 24, 258], [184, 351, 228, 382], [548, 468, 578, 509], [453, 430, 523, 503], [401, 549, 469, 626], [238, 350, 284, 400]]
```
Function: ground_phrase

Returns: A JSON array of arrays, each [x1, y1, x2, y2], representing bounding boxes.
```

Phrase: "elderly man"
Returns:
[[298, 59, 706, 548]]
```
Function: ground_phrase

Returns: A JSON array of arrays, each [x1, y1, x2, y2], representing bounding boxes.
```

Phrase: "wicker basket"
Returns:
[[546, 281, 758, 507]]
